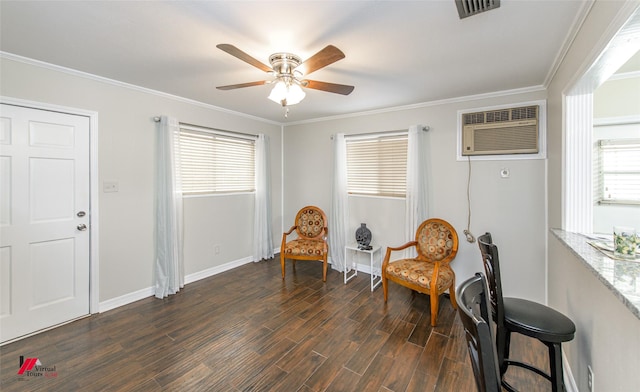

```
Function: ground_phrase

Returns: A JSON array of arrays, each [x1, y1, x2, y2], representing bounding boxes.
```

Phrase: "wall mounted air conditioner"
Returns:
[[461, 105, 539, 156]]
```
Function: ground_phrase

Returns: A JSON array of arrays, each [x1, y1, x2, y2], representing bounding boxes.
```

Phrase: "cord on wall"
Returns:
[[464, 156, 476, 243]]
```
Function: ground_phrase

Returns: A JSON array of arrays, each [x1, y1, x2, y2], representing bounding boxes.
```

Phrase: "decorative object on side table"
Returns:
[[355, 223, 372, 250], [613, 226, 638, 260]]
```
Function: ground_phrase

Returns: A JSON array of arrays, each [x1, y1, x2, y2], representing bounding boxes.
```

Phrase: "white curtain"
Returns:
[[405, 124, 430, 258], [329, 133, 349, 272], [253, 134, 274, 261], [155, 116, 184, 299]]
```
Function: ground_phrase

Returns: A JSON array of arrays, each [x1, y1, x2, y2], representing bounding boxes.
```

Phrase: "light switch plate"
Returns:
[[103, 181, 119, 193]]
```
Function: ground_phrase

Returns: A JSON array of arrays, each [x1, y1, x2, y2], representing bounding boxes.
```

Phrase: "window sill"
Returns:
[[551, 228, 640, 320]]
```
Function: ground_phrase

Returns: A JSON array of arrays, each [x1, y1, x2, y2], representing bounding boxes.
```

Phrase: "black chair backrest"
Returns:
[[456, 273, 502, 392], [477, 233, 505, 329]]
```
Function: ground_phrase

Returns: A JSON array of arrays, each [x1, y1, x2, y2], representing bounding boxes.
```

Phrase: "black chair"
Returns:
[[456, 273, 502, 392], [478, 233, 576, 392]]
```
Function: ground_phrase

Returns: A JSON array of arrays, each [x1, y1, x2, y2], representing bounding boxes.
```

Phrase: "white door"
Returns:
[[0, 103, 90, 343]]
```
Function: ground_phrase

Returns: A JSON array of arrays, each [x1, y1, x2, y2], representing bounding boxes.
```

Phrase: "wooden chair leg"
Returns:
[[280, 253, 286, 279], [448, 282, 458, 309], [430, 294, 439, 326], [548, 342, 565, 392], [322, 257, 327, 282], [382, 277, 388, 302], [496, 328, 511, 376]]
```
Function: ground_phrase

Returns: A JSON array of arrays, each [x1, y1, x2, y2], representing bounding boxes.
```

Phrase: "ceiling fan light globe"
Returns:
[[268, 81, 288, 104], [268, 81, 305, 106], [286, 84, 306, 105]]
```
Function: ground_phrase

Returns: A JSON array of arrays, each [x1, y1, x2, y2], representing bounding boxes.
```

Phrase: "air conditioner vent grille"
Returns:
[[486, 110, 510, 123], [512, 106, 538, 120], [462, 105, 538, 125], [463, 112, 485, 125]]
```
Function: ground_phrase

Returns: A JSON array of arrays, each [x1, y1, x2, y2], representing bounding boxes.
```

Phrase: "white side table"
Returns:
[[344, 243, 383, 291]]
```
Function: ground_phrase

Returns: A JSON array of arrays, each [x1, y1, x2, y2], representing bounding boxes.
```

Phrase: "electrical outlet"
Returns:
[[214, 245, 220, 255], [588, 365, 594, 392]]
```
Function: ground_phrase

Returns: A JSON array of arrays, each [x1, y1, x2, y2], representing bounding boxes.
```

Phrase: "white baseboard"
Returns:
[[184, 256, 253, 284], [98, 255, 258, 313], [98, 286, 154, 313], [563, 351, 578, 392]]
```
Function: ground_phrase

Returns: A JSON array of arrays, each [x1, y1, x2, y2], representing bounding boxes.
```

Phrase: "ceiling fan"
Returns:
[[216, 44, 354, 108]]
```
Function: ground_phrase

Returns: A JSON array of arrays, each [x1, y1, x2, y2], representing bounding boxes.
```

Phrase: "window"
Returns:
[[595, 138, 640, 205], [178, 126, 255, 195], [346, 134, 408, 197]]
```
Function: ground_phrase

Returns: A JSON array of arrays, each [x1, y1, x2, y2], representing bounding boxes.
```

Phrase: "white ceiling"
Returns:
[[0, 1, 591, 123]]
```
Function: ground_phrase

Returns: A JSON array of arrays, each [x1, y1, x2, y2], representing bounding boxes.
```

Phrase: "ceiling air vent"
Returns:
[[455, 0, 501, 19]]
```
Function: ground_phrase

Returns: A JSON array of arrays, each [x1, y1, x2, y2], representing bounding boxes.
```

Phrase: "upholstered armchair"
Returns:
[[382, 218, 459, 326], [281, 206, 329, 282]]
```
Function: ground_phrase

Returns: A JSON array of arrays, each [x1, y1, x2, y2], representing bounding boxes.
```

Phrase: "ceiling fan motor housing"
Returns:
[[269, 53, 302, 76]]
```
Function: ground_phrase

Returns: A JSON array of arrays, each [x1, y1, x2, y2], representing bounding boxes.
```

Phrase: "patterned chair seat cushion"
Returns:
[[385, 259, 454, 291], [284, 238, 326, 257]]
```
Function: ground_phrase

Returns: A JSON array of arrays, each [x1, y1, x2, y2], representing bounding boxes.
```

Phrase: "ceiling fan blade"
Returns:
[[216, 44, 272, 73], [216, 81, 268, 90], [302, 80, 354, 95], [297, 45, 345, 75]]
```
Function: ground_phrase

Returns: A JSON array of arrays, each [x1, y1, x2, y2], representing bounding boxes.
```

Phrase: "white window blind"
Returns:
[[596, 138, 640, 205], [179, 127, 255, 195], [346, 134, 408, 197]]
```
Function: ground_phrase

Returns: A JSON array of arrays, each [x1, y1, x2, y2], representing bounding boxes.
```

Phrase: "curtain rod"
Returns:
[[154, 117, 258, 140], [331, 126, 429, 140]]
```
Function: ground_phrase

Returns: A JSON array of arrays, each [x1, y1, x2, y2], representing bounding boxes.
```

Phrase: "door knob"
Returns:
[[77, 224, 87, 231]]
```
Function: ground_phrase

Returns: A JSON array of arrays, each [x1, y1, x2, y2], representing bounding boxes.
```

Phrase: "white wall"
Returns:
[[594, 75, 640, 117], [546, 1, 640, 391], [0, 56, 282, 303], [284, 91, 548, 303]]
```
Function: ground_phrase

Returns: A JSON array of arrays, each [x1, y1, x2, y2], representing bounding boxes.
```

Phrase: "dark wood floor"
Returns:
[[1, 258, 551, 391]]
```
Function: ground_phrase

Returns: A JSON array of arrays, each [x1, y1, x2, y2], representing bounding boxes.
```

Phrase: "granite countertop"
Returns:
[[551, 229, 640, 320]]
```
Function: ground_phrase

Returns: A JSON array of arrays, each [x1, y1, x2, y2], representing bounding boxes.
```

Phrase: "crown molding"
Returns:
[[285, 85, 547, 126], [608, 70, 640, 80], [0, 51, 282, 126]]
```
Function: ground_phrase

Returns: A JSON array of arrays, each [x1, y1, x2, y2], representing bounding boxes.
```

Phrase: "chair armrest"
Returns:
[[281, 226, 297, 251], [283, 225, 297, 236], [386, 241, 417, 252], [382, 241, 418, 273]]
